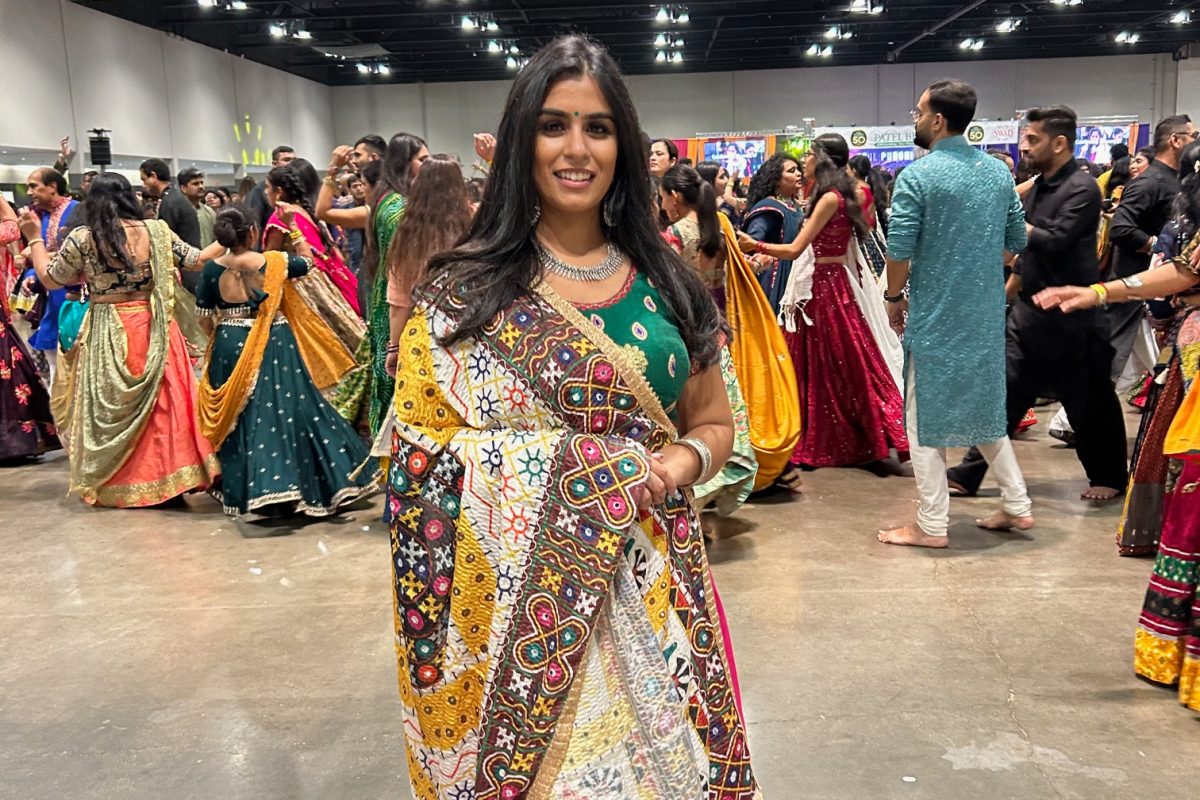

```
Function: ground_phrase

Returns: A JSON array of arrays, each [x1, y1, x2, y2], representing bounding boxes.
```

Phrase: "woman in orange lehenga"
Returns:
[[19, 173, 221, 507]]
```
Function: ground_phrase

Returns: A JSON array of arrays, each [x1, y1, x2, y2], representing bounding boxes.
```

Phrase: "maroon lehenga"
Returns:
[[0, 220, 60, 459], [784, 191, 907, 467]]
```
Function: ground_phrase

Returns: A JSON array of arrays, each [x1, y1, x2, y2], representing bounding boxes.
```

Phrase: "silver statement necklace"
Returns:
[[535, 239, 624, 282]]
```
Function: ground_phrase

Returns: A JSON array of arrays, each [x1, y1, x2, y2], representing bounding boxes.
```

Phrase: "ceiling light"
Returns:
[[995, 18, 1022, 33], [674, 37, 684, 47], [825, 25, 853, 39], [806, 43, 820, 55], [268, 23, 286, 37], [197, 0, 217, 7], [972, 38, 984, 50], [230, 0, 247, 8], [825, 26, 839, 39], [1051, 0, 1083, 6], [356, 62, 369, 73], [654, 33, 668, 46], [510, 44, 520, 54], [378, 65, 390, 75], [461, 15, 476, 30], [1115, 30, 1139, 43], [487, 40, 501, 53], [486, 20, 499, 32], [678, 11, 690, 23], [1171, 10, 1191, 24], [960, 37, 984, 50], [852, 0, 884, 14], [656, 7, 670, 23], [656, 49, 668, 62], [292, 29, 312, 40], [671, 51, 683, 63], [506, 55, 518, 68]]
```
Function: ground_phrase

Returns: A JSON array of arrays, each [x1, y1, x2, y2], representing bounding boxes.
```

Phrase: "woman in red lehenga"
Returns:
[[0, 194, 60, 460], [740, 133, 908, 469]]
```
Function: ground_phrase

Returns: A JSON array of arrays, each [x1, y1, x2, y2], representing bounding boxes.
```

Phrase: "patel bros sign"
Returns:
[[816, 121, 1020, 168]]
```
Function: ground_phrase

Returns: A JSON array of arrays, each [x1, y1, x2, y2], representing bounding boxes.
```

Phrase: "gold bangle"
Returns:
[[1088, 282, 1108, 307]]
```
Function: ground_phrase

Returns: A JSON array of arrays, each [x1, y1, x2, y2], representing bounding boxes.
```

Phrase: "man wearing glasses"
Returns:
[[1107, 115, 1197, 381]]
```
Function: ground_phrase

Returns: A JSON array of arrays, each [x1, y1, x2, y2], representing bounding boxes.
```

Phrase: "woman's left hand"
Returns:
[[736, 230, 758, 254], [18, 209, 41, 242]]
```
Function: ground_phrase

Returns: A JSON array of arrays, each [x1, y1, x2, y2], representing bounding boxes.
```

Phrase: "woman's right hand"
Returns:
[[275, 201, 299, 226], [638, 454, 678, 510], [330, 145, 353, 171], [385, 350, 398, 377], [1032, 286, 1100, 313]]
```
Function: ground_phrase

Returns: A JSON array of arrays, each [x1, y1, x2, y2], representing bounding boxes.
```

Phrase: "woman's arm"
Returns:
[[742, 192, 838, 260], [642, 363, 735, 506], [274, 203, 314, 261], [386, 304, 412, 376], [1034, 253, 1200, 313], [262, 226, 287, 253]]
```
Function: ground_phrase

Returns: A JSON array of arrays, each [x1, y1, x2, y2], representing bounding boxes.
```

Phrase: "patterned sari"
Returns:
[[47, 221, 219, 506], [333, 192, 406, 434], [1132, 228, 1200, 708], [264, 210, 365, 353], [387, 282, 760, 800]]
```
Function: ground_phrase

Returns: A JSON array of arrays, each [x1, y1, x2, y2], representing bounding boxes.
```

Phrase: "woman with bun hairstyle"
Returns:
[[262, 159, 365, 353], [195, 204, 377, 522], [18, 173, 222, 507]]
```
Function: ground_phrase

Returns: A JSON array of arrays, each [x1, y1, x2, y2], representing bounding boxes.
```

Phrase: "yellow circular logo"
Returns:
[[850, 129, 868, 147], [967, 125, 985, 143]]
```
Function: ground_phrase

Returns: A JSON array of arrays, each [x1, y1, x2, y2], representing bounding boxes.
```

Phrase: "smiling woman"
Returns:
[[385, 34, 762, 800]]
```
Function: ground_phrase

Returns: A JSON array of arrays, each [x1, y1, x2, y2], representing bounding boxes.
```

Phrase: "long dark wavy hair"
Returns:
[[809, 133, 869, 239], [386, 155, 473, 296], [365, 132, 427, 282], [744, 153, 800, 212], [1174, 141, 1200, 244], [424, 34, 723, 370], [849, 154, 889, 234], [661, 164, 722, 260], [267, 160, 335, 252], [85, 172, 144, 270]]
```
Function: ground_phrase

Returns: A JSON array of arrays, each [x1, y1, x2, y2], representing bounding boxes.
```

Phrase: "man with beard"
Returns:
[[947, 106, 1128, 503], [878, 79, 1034, 548]]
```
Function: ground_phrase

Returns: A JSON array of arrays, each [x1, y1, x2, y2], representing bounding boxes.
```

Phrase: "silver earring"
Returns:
[[602, 193, 615, 228], [530, 198, 541, 229]]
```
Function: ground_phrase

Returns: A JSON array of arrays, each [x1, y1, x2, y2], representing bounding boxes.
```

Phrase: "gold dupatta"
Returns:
[[719, 213, 802, 488], [68, 220, 176, 498], [198, 251, 355, 449]]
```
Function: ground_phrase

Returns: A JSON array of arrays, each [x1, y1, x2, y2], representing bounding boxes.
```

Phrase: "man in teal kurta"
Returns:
[[878, 79, 1034, 548]]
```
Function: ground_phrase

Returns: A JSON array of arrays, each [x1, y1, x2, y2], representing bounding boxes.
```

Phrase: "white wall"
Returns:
[[0, 0, 333, 179], [332, 53, 1181, 158]]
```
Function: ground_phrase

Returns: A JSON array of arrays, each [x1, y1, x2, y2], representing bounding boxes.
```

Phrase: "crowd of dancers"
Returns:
[[3, 32, 1200, 799]]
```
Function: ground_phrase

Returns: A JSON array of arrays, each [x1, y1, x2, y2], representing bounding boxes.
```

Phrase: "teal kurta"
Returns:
[[886, 135, 1027, 448]]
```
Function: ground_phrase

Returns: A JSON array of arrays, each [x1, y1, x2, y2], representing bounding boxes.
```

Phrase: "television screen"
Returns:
[[1074, 125, 1130, 163], [702, 138, 767, 180]]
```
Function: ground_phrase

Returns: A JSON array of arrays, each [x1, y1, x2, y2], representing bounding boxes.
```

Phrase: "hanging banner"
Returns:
[[808, 122, 1020, 170]]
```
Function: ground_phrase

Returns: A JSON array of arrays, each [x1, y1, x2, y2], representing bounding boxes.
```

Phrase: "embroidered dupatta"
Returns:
[[387, 282, 760, 800], [197, 251, 356, 449]]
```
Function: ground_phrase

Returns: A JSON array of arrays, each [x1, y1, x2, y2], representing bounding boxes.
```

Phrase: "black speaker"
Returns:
[[89, 129, 112, 166]]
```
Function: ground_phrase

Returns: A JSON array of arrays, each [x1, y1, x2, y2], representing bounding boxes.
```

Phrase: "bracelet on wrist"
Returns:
[[26, 238, 45, 247], [754, 241, 768, 255], [884, 290, 905, 303], [675, 436, 713, 485], [386, 343, 400, 354], [1088, 282, 1109, 308]]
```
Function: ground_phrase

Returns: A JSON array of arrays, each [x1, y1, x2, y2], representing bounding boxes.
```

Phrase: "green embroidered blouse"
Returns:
[[576, 267, 691, 417]]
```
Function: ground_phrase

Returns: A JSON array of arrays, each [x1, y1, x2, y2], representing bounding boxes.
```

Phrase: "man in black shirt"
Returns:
[[948, 106, 1127, 501], [1106, 114, 1196, 378], [141, 158, 201, 291]]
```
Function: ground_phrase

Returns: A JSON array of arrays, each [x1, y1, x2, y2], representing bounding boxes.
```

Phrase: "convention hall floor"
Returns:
[[4, 405, 1199, 800]]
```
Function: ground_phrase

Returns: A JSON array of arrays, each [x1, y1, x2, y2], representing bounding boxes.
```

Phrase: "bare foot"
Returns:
[[1081, 485, 1121, 501], [975, 510, 1035, 531], [877, 523, 949, 548]]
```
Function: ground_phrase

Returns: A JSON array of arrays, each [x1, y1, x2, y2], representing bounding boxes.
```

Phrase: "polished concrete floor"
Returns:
[[3, 404, 1199, 800]]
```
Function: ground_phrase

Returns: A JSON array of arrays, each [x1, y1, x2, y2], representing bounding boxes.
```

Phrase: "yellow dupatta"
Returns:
[[719, 213, 802, 488], [198, 251, 356, 449], [1164, 232, 1200, 463]]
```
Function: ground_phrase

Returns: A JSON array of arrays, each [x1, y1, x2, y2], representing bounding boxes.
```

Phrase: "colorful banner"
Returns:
[[699, 137, 769, 180]]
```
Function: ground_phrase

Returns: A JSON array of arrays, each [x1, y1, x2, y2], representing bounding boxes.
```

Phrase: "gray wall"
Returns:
[[332, 53, 1182, 164]]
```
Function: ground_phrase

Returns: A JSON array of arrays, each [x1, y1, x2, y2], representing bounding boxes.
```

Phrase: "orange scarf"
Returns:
[[720, 213, 802, 488], [198, 251, 355, 449]]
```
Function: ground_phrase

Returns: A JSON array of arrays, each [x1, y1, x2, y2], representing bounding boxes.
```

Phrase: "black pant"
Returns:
[[946, 299, 1129, 493]]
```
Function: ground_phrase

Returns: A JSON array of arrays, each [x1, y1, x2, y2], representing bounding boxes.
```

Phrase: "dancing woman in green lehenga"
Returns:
[[322, 133, 429, 435]]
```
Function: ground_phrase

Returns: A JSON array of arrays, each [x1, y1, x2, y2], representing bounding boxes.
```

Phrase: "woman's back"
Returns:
[[811, 190, 853, 258]]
